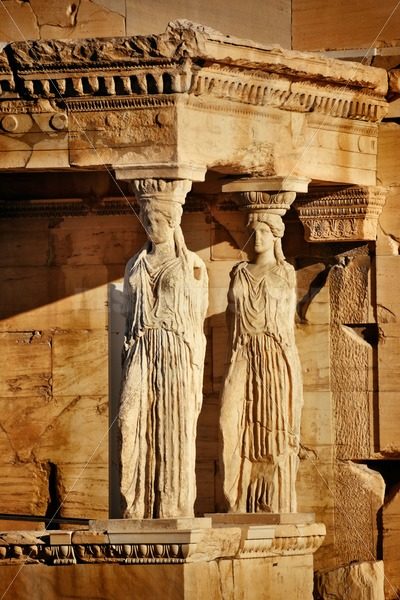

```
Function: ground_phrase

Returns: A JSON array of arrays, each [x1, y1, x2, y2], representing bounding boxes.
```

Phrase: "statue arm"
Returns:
[[226, 263, 241, 349], [288, 266, 297, 321], [191, 251, 209, 319], [285, 263, 298, 342], [121, 255, 136, 364]]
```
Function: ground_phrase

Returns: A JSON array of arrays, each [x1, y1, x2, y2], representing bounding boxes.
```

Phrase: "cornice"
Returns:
[[0, 21, 388, 124]]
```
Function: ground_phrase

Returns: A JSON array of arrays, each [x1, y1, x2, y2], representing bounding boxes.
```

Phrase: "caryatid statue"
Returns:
[[119, 179, 208, 519], [219, 190, 303, 514]]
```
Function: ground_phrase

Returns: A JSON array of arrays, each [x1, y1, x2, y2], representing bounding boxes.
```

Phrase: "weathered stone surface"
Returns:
[[300, 391, 334, 460], [334, 463, 384, 565], [382, 485, 400, 599], [0, 280, 109, 333], [0, 396, 75, 462], [378, 124, 400, 186], [0, 463, 49, 523], [295, 324, 330, 392], [39, 0, 126, 40], [207, 262, 237, 318], [329, 252, 372, 325], [228, 555, 315, 599], [376, 256, 400, 322], [0, 332, 51, 398], [315, 561, 384, 600], [0, 21, 387, 186], [378, 392, 400, 454], [0, 0, 125, 41], [52, 331, 108, 397], [90, 517, 212, 532], [296, 261, 330, 325], [0, 554, 318, 600], [329, 251, 375, 461], [378, 324, 400, 393], [377, 186, 400, 256], [0, 0, 40, 41], [0, 16, 397, 592], [34, 395, 108, 519]]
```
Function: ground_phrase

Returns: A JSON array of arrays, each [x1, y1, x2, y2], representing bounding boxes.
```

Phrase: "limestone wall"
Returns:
[[376, 123, 400, 600], [0, 171, 385, 576], [0, 0, 291, 47], [292, 0, 400, 51]]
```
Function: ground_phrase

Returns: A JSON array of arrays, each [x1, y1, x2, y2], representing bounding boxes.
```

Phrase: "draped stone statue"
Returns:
[[219, 210, 303, 514], [119, 179, 208, 519]]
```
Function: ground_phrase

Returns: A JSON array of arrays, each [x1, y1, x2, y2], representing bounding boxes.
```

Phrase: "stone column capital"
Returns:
[[131, 178, 192, 205], [294, 185, 388, 242], [222, 176, 310, 216]]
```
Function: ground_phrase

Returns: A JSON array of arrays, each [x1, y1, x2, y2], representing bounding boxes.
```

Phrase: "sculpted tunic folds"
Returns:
[[119, 243, 207, 518], [220, 260, 303, 513]]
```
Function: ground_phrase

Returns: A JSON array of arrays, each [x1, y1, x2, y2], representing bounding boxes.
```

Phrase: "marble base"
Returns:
[[0, 515, 326, 599]]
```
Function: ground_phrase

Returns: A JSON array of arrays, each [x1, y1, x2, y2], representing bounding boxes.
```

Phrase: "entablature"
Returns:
[[0, 20, 390, 187]]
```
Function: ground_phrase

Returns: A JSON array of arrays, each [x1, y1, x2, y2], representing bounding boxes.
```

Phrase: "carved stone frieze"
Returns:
[[295, 186, 387, 242], [0, 48, 15, 98], [0, 521, 325, 565]]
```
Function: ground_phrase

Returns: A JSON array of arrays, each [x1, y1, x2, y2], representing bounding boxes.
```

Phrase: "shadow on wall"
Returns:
[[0, 169, 336, 520]]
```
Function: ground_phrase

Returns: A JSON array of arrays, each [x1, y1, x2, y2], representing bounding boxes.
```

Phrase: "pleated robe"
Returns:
[[220, 261, 303, 513], [119, 244, 207, 518]]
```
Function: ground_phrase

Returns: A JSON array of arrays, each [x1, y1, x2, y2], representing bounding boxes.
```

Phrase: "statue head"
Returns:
[[247, 212, 285, 263], [139, 199, 188, 257]]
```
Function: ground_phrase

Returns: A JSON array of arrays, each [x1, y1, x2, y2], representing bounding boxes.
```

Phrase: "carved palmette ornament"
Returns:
[[74, 543, 186, 564]]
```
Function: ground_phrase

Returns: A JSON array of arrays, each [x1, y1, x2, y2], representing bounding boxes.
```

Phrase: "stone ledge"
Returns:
[[0, 518, 325, 565]]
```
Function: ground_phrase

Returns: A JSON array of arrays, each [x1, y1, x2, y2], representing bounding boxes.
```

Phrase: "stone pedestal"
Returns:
[[0, 516, 325, 599]]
